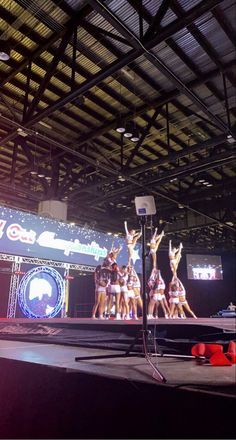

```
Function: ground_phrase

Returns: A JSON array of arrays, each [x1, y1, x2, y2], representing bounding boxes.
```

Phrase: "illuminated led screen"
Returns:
[[186, 254, 223, 280], [18, 266, 65, 318], [0, 205, 142, 271]]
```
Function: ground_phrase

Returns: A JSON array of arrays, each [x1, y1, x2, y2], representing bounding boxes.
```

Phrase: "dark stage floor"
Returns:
[[0, 338, 235, 396], [0, 317, 235, 438], [0, 317, 235, 392], [0, 316, 235, 352]]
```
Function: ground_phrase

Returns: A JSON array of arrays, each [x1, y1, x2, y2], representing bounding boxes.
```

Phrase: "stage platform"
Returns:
[[0, 317, 235, 354], [0, 318, 235, 438]]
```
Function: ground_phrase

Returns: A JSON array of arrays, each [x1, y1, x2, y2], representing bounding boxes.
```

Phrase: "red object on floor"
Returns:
[[209, 351, 232, 366], [228, 340, 236, 354], [191, 343, 223, 358], [204, 344, 223, 358], [225, 352, 236, 364], [191, 343, 206, 357]]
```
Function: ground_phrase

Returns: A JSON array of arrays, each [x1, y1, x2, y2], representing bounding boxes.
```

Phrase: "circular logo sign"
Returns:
[[18, 266, 65, 318]]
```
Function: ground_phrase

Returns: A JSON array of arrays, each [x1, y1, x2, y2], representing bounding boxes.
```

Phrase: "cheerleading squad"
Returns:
[[91, 221, 197, 320]]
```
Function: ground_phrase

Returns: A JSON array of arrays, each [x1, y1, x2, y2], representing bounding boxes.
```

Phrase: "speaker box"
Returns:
[[134, 195, 156, 216], [38, 200, 67, 221]]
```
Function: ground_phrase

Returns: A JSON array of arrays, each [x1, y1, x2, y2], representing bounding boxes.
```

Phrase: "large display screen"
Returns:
[[186, 254, 223, 280], [0, 205, 141, 271]]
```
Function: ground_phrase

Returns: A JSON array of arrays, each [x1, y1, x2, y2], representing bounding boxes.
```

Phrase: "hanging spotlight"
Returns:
[[0, 40, 11, 61], [116, 118, 125, 133], [131, 128, 140, 142], [124, 121, 133, 138]]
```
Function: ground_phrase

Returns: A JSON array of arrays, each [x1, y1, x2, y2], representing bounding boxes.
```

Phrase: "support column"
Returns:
[[7, 256, 22, 318]]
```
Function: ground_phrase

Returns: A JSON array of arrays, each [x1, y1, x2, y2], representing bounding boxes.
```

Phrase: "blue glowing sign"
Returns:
[[18, 266, 65, 318], [0, 205, 141, 271]]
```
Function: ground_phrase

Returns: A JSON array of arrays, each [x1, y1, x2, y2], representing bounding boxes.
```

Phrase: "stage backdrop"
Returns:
[[0, 205, 141, 272]]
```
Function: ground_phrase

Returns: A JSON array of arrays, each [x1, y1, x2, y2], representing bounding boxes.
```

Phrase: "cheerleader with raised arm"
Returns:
[[149, 229, 164, 268], [169, 240, 183, 277], [103, 243, 122, 268], [124, 220, 142, 266]]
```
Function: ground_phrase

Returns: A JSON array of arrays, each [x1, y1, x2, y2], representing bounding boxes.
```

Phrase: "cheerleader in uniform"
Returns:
[[149, 229, 164, 268], [168, 277, 185, 319], [131, 266, 142, 317], [177, 277, 197, 319], [169, 240, 183, 277], [127, 266, 138, 320], [91, 265, 110, 319], [147, 268, 169, 319], [124, 220, 142, 265], [106, 263, 121, 319], [118, 265, 130, 320]]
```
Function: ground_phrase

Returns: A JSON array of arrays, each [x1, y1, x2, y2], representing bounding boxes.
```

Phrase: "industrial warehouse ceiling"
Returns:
[[0, 0, 235, 253]]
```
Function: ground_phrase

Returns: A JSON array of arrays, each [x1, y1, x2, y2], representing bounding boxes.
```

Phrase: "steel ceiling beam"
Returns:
[[212, 6, 236, 49], [0, 2, 93, 87], [24, 27, 74, 122], [89, 0, 229, 134], [124, 108, 161, 169], [69, 134, 227, 197], [0, 41, 234, 154], [0, 0, 224, 149], [80, 149, 236, 205], [80, 20, 134, 47], [143, 0, 172, 41]]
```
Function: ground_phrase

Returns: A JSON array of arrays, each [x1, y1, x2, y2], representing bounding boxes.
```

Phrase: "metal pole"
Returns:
[[140, 216, 166, 383], [141, 216, 147, 333]]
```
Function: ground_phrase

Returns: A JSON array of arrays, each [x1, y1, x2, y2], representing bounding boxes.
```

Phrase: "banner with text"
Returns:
[[0, 205, 141, 271]]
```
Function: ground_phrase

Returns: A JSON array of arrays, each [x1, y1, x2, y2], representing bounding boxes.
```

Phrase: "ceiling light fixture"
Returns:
[[0, 40, 11, 61], [227, 134, 235, 144], [124, 121, 133, 138], [131, 128, 140, 142], [118, 175, 126, 182], [17, 127, 28, 137], [116, 118, 125, 133]]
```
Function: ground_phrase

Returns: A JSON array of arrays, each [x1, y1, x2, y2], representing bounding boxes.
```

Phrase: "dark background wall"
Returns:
[[68, 270, 94, 318], [1, 252, 235, 318], [155, 251, 236, 317]]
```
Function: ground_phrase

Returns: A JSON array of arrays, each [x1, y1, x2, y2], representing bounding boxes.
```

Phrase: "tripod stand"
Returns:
[[124, 215, 166, 382]]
